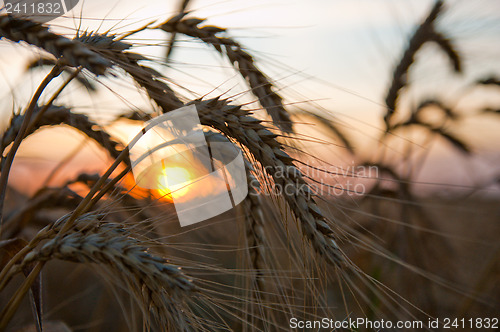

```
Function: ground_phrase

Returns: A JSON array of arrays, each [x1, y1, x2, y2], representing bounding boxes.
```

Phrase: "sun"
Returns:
[[156, 165, 193, 200]]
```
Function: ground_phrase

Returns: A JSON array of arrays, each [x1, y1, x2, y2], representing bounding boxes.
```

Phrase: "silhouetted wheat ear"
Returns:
[[160, 13, 293, 132], [478, 76, 500, 87], [22, 220, 197, 329], [0, 15, 110, 75], [2, 187, 82, 239], [77, 32, 185, 112], [194, 98, 347, 268], [0, 105, 125, 163], [244, 164, 267, 286], [384, 0, 462, 129]]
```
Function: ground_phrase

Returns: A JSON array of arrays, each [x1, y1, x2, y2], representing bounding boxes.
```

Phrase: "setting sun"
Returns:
[[156, 165, 193, 200]]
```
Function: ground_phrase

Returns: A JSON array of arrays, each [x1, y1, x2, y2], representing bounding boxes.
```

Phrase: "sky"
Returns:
[[1, 0, 500, 196]]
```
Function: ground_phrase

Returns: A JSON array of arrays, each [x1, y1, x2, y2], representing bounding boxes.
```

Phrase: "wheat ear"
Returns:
[[22, 220, 197, 330], [2, 187, 82, 238], [478, 77, 500, 87], [0, 15, 110, 75], [160, 14, 293, 131], [244, 165, 267, 287], [384, 0, 447, 128], [77, 32, 184, 112], [194, 98, 346, 268], [0, 17, 181, 110], [1, 105, 125, 163]]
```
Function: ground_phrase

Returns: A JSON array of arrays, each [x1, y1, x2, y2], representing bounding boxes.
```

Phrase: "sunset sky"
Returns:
[[1, 0, 500, 197]]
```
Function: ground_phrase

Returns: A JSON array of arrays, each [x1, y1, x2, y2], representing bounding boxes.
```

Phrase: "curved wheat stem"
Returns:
[[26, 55, 98, 91], [0, 64, 64, 228]]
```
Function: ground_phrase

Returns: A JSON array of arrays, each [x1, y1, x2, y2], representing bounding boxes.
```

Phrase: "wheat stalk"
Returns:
[[0, 63, 65, 229]]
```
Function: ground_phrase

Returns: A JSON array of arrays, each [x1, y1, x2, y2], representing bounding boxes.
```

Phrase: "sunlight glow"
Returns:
[[156, 165, 193, 200]]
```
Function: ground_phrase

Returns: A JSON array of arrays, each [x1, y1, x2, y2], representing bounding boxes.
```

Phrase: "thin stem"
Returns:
[[58, 148, 130, 235], [42, 139, 86, 187], [0, 229, 53, 293], [0, 262, 44, 330], [165, 0, 191, 61], [0, 64, 63, 231], [85, 166, 131, 212], [58, 112, 165, 234], [26, 67, 83, 136]]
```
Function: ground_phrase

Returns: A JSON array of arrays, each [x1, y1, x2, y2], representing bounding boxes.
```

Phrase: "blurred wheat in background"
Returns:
[[0, 0, 499, 331]]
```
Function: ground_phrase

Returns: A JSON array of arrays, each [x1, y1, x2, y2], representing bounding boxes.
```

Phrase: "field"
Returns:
[[0, 0, 499, 331]]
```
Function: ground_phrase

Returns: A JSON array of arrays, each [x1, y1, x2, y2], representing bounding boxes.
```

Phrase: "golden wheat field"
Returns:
[[0, 0, 499, 331]]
